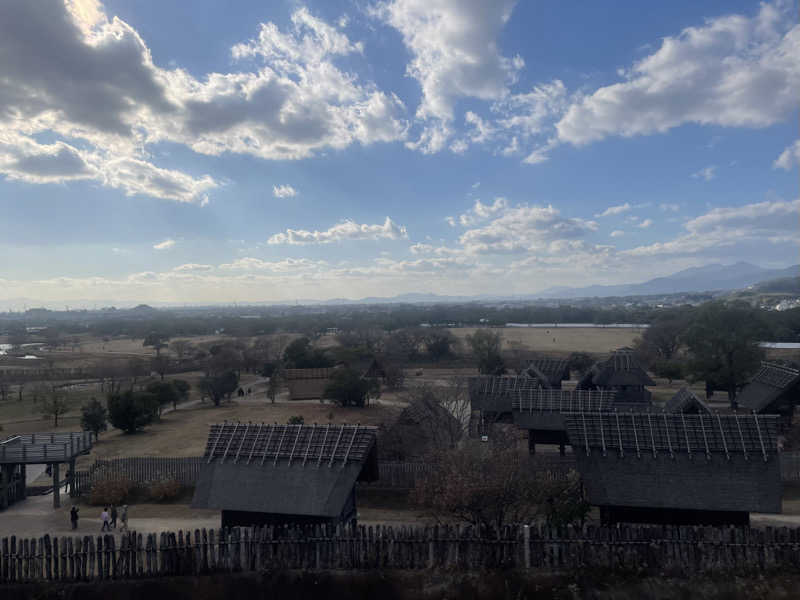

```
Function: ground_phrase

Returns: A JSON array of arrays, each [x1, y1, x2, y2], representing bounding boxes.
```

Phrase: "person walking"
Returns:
[[110, 504, 118, 529], [70, 505, 79, 530], [119, 505, 128, 532], [100, 507, 111, 531]]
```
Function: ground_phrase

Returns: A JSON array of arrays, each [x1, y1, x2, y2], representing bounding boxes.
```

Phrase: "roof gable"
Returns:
[[739, 362, 800, 412], [665, 388, 711, 415]]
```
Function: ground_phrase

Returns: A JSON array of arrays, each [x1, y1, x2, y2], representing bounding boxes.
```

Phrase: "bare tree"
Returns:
[[412, 431, 540, 529], [41, 388, 70, 427]]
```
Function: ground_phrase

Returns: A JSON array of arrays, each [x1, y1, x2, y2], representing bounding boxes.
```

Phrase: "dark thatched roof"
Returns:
[[665, 388, 711, 415], [577, 349, 656, 389], [192, 423, 378, 517], [565, 413, 777, 459], [511, 389, 616, 432], [283, 368, 339, 380], [468, 376, 545, 412], [523, 358, 570, 387], [738, 362, 800, 413], [512, 389, 617, 413], [565, 413, 782, 514]]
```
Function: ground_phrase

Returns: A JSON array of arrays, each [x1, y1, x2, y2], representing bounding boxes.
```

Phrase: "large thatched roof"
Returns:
[[577, 349, 656, 389], [564, 413, 782, 514], [192, 423, 378, 517]]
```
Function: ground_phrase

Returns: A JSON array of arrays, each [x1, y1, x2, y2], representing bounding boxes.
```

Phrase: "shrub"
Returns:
[[149, 479, 183, 502], [287, 415, 305, 425], [89, 478, 133, 506]]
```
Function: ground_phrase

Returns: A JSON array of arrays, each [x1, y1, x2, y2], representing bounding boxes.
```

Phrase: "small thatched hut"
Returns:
[[577, 348, 655, 404], [564, 412, 782, 525], [192, 422, 378, 528]]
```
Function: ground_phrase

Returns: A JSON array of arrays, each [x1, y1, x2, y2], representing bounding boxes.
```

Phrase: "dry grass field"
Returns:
[[451, 326, 645, 356], [73, 397, 403, 465]]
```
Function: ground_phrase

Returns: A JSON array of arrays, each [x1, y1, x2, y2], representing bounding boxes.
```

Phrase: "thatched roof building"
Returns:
[[738, 362, 800, 430], [284, 367, 340, 400], [192, 422, 378, 527], [564, 412, 781, 525], [468, 375, 547, 416], [522, 358, 570, 389], [513, 389, 617, 454], [665, 388, 711, 415], [380, 397, 462, 461], [577, 349, 655, 404]]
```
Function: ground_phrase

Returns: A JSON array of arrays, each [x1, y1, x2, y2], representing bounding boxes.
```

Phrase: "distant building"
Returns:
[[522, 358, 570, 389], [512, 388, 617, 455], [193, 422, 379, 528], [380, 396, 462, 461], [564, 412, 782, 525], [284, 367, 339, 401], [738, 362, 800, 431], [665, 387, 711, 415], [577, 348, 655, 404]]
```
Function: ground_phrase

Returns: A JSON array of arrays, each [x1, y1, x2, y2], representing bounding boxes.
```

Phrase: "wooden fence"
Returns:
[[5, 522, 800, 582]]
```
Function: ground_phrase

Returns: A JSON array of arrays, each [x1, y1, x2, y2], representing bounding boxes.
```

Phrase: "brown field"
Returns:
[[71, 397, 403, 465], [451, 326, 645, 356]]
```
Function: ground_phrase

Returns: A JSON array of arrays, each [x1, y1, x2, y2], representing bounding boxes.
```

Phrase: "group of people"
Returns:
[[69, 503, 128, 532]]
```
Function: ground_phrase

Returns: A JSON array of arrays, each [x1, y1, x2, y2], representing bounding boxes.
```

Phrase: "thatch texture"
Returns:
[[192, 423, 378, 519], [523, 358, 570, 388], [565, 413, 782, 514], [665, 388, 711, 415], [738, 362, 800, 414]]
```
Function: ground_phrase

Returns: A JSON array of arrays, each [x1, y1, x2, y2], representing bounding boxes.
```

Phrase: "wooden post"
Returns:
[[52, 462, 60, 509], [523, 525, 531, 569], [68, 459, 76, 498]]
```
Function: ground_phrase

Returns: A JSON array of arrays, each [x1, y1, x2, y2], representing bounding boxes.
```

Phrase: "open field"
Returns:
[[451, 326, 645, 356]]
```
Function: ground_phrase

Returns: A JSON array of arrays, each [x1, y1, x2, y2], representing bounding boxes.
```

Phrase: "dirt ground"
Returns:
[[451, 327, 645, 356]]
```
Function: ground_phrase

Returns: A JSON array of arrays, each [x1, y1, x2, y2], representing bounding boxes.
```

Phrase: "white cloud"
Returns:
[[595, 203, 631, 217], [153, 239, 176, 250], [458, 203, 598, 255], [556, 2, 800, 145], [659, 203, 680, 212], [172, 263, 213, 272], [373, 0, 521, 152], [273, 184, 298, 198], [774, 140, 800, 170], [456, 197, 509, 226], [610, 230, 625, 238], [637, 219, 654, 229], [219, 257, 325, 272], [625, 197, 800, 257], [267, 217, 408, 245], [691, 166, 717, 181], [0, 2, 406, 202]]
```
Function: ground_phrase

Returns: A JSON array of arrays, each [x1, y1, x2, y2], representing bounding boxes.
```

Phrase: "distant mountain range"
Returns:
[[534, 262, 800, 299], [1, 263, 798, 311]]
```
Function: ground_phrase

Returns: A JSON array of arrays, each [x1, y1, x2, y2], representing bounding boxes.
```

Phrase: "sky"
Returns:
[[0, 0, 798, 307]]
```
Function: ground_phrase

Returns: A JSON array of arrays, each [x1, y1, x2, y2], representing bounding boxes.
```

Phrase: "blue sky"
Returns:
[[0, 0, 798, 306]]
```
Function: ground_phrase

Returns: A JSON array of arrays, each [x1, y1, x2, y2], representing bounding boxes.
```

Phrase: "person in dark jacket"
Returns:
[[110, 504, 118, 528], [70, 505, 79, 530]]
